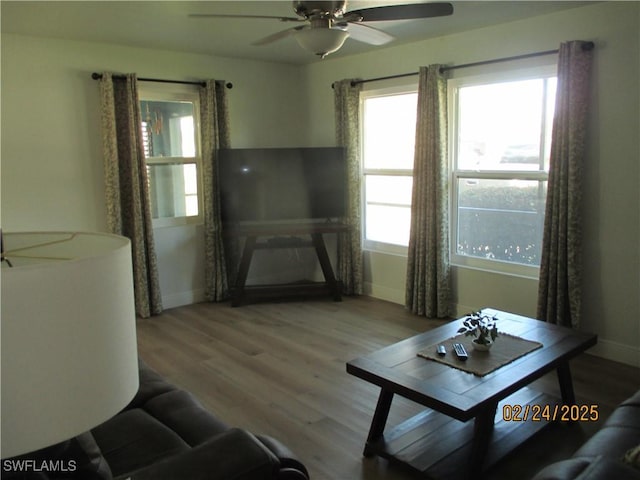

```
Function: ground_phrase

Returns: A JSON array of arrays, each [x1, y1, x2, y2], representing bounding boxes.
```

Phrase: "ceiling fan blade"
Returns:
[[188, 13, 303, 22], [251, 26, 306, 46], [340, 22, 394, 46], [345, 2, 453, 22]]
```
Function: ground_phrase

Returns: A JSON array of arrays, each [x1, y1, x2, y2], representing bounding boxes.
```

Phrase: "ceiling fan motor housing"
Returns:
[[293, 0, 348, 18]]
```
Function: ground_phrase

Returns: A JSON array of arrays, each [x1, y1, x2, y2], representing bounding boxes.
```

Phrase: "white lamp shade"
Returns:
[[295, 27, 349, 57], [1, 232, 139, 459]]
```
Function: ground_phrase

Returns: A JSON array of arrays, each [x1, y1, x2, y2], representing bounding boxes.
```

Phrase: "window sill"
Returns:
[[363, 240, 408, 257], [152, 216, 203, 229]]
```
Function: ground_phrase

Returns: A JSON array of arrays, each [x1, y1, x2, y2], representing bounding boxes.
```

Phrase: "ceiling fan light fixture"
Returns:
[[295, 27, 349, 58]]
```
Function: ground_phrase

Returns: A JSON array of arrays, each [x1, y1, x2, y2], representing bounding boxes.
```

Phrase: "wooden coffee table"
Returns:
[[346, 308, 597, 479]]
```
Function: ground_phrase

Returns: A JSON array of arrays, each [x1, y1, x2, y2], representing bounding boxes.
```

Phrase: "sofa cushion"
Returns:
[[574, 425, 640, 459], [144, 389, 229, 446], [574, 456, 640, 479], [120, 429, 281, 480], [68, 432, 113, 480], [531, 458, 595, 480], [604, 403, 640, 429], [91, 409, 189, 477], [533, 456, 640, 480], [125, 360, 177, 409]]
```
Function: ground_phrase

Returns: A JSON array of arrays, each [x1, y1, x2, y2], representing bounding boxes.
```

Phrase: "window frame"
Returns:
[[360, 83, 418, 256], [448, 64, 557, 278], [139, 83, 203, 228]]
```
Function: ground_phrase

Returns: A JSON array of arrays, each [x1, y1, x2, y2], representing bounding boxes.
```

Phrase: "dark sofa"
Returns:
[[2, 360, 309, 480], [531, 390, 640, 480], [90, 359, 310, 480]]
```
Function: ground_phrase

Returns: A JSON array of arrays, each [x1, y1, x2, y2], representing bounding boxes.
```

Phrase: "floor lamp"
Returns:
[[1, 232, 139, 466]]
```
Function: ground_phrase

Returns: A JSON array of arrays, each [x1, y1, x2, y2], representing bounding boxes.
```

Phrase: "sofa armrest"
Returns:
[[255, 434, 309, 480], [118, 428, 292, 480]]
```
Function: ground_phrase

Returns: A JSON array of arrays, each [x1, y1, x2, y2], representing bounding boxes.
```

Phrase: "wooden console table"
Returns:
[[223, 222, 349, 307]]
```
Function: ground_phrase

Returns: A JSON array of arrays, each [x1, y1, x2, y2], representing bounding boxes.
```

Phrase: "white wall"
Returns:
[[301, 2, 640, 366], [1, 33, 307, 308]]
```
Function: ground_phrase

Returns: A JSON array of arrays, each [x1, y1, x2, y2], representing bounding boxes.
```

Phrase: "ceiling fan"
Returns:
[[189, 1, 454, 59]]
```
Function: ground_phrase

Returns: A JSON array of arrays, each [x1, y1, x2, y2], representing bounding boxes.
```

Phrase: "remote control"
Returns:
[[453, 343, 468, 361], [436, 345, 446, 356]]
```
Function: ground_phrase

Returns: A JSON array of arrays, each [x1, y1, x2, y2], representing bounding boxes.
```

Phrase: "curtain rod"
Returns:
[[346, 41, 594, 87], [91, 73, 233, 89]]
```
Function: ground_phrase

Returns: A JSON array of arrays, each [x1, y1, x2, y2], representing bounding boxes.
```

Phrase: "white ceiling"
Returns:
[[2, 1, 595, 65]]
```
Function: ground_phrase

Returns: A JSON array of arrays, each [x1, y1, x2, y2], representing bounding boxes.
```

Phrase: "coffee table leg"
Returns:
[[557, 361, 576, 404], [470, 401, 497, 471], [363, 388, 394, 457]]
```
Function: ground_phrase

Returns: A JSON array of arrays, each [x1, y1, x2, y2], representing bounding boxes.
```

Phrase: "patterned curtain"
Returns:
[[99, 73, 163, 318], [405, 66, 451, 318], [537, 41, 594, 328], [334, 79, 363, 295], [200, 80, 231, 302]]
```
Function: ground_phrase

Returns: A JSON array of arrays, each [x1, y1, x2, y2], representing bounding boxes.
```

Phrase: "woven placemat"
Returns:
[[417, 333, 543, 377]]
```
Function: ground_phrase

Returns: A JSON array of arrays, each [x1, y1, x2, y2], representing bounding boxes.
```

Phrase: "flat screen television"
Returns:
[[218, 147, 347, 224]]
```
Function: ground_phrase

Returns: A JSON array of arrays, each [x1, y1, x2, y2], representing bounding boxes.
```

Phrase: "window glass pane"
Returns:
[[363, 93, 417, 170], [147, 163, 199, 219], [365, 175, 413, 206], [365, 175, 412, 247], [456, 178, 547, 266], [457, 79, 547, 171], [183, 163, 198, 195], [140, 100, 195, 158], [366, 204, 411, 247], [185, 195, 199, 217]]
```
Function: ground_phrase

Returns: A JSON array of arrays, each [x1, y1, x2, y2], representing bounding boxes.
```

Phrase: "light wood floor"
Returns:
[[136, 296, 639, 480]]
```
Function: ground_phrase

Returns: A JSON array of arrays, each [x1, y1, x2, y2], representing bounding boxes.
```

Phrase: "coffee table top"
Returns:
[[346, 308, 597, 421]]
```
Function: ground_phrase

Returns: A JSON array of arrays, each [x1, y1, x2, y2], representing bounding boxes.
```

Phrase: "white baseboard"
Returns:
[[162, 288, 206, 310]]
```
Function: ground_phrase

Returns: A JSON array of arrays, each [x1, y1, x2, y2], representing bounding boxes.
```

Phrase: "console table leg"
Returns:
[[232, 236, 257, 307], [557, 361, 576, 405], [311, 233, 341, 301], [364, 389, 394, 457]]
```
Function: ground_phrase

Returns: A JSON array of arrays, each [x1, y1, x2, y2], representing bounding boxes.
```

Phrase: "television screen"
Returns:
[[218, 147, 347, 224]]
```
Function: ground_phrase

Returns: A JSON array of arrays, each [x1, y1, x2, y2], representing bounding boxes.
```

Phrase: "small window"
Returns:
[[139, 85, 202, 227], [449, 66, 557, 277], [361, 87, 418, 254]]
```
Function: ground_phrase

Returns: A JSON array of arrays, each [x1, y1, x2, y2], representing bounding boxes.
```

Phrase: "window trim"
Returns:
[[139, 84, 203, 228], [360, 83, 418, 255], [448, 64, 557, 278]]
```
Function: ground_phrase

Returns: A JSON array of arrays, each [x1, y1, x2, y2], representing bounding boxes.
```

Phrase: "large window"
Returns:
[[449, 66, 557, 277], [139, 85, 202, 227], [361, 87, 418, 254]]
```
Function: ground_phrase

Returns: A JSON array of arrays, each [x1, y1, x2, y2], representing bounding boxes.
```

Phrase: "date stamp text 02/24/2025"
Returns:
[[502, 404, 599, 422]]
